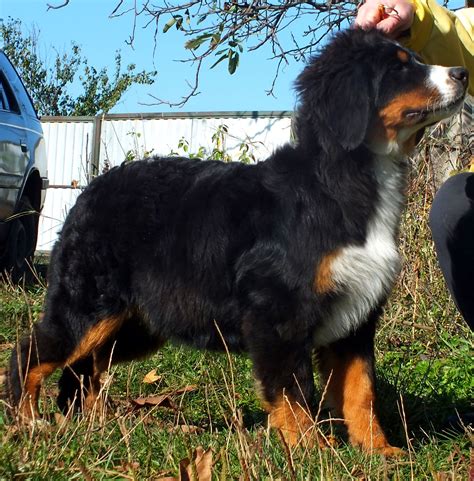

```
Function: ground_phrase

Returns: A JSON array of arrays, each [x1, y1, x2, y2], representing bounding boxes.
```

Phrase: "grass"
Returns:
[[0, 146, 473, 480]]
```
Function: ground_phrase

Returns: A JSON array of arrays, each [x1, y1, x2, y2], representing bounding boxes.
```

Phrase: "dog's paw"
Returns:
[[375, 445, 406, 457]]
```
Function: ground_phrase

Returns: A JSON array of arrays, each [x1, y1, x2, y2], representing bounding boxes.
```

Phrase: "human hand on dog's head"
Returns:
[[355, 0, 415, 38]]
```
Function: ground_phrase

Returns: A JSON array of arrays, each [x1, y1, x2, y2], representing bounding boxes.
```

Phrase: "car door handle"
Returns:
[[20, 142, 28, 153]]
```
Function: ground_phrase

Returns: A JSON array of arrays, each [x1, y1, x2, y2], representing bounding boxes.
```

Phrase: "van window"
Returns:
[[0, 71, 20, 113]]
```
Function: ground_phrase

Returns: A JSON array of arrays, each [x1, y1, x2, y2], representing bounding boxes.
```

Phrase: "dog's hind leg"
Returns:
[[317, 317, 403, 456], [57, 356, 96, 414], [9, 321, 69, 420], [58, 352, 113, 415], [57, 316, 165, 414], [10, 313, 126, 421]]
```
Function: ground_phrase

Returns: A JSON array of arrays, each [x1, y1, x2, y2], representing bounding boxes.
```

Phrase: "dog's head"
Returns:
[[295, 29, 468, 157]]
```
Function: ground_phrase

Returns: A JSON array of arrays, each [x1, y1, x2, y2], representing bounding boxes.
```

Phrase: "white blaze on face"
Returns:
[[427, 65, 465, 107]]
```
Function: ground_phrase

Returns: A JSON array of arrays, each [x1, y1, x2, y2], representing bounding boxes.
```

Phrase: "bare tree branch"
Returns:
[[145, 56, 204, 108], [51, 0, 360, 106], [46, 0, 70, 10]]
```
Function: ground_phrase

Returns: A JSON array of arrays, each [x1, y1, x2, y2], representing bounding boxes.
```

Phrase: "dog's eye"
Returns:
[[391, 61, 410, 72], [403, 110, 427, 122]]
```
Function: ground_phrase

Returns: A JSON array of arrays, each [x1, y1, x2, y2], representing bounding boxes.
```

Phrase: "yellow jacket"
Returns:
[[402, 0, 473, 95]]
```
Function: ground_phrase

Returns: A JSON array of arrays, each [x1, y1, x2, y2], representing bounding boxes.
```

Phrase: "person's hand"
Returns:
[[355, 0, 415, 38]]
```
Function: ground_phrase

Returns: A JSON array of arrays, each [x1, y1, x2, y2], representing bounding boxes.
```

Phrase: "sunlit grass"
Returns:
[[0, 146, 472, 479]]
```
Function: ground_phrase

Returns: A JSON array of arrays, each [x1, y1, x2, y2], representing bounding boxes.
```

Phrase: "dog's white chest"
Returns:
[[314, 160, 405, 347]]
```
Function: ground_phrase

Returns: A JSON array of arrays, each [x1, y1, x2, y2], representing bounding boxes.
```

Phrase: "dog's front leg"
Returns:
[[317, 317, 403, 456], [245, 324, 316, 447]]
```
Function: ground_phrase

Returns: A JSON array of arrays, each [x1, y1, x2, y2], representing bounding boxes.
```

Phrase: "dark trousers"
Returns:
[[429, 172, 474, 331]]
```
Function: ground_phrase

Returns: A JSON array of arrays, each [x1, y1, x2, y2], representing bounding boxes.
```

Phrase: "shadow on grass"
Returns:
[[187, 376, 471, 450], [376, 376, 472, 448]]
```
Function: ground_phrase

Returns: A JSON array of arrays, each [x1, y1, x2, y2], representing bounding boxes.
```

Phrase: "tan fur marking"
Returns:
[[83, 352, 105, 411], [19, 362, 60, 419], [265, 395, 314, 446], [66, 316, 124, 366], [379, 89, 434, 131], [319, 350, 402, 455], [396, 49, 409, 63], [314, 251, 340, 295]]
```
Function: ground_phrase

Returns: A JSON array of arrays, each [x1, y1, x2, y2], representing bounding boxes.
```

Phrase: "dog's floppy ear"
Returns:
[[296, 61, 372, 153]]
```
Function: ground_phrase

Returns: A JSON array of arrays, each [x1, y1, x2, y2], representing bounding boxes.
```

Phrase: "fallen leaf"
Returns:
[[143, 369, 162, 384], [194, 447, 213, 481], [154, 447, 212, 481], [173, 385, 198, 395], [178, 458, 191, 481], [132, 394, 177, 410], [131, 385, 197, 411]]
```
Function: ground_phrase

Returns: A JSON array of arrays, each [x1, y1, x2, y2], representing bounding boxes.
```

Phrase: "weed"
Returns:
[[0, 142, 472, 479]]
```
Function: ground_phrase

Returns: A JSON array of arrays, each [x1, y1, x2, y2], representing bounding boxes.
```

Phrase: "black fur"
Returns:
[[9, 29, 445, 450]]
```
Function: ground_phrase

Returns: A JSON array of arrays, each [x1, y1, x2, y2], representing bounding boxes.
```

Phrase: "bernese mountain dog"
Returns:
[[9, 29, 468, 455]]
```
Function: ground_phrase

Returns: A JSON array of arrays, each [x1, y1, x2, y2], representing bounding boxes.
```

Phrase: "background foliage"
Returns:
[[0, 17, 157, 116]]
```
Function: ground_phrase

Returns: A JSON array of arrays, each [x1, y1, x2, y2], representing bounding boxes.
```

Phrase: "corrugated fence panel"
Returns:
[[37, 189, 82, 251], [38, 119, 94, 251], [100, 113, 292, 168], [42, 120, 94, 185], [37, 112, 292, 251], [100, 117, 196, 166]]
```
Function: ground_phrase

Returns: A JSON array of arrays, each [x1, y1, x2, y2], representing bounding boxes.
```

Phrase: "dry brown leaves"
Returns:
[[131, 385, 198, 411], [155, 447, 213, 481]]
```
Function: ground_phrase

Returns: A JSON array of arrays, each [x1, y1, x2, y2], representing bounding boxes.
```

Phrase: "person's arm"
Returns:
[[355, 0, 474, 95]]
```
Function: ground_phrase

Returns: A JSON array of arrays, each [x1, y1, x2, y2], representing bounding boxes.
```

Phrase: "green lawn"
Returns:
[[0, 155, 472, 480]]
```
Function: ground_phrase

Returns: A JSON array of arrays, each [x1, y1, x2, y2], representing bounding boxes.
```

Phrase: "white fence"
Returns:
[[38, 111, 293, 252]]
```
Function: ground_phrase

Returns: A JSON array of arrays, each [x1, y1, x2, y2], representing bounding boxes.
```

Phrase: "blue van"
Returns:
[[0, 50, 48, 281]]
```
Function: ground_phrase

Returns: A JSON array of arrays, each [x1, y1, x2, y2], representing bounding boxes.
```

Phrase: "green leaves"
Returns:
[[227, 50, 239, 74], [162, 14, 186, 33], [162, 7, 243, 76], [209, 48, 240, 74], [0, 17, 157, 116], [184, 33, 213, 51], [162, 16, 177, 33]]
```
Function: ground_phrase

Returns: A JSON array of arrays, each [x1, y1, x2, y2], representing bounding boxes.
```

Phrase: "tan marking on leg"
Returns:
[[83, 352, 111, 412], [264, 394, 314, 446], [313, 251, 340, 295], [66, 316, 124, 366], [319, 350, 403, 456], [19, 362, 60, 420]]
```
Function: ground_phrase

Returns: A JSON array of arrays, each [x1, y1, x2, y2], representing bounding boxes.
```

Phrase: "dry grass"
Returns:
[[0, 136, 472, 479]]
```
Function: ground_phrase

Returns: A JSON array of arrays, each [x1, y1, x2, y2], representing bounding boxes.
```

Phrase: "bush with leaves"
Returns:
[[0, 17, 157, 116]]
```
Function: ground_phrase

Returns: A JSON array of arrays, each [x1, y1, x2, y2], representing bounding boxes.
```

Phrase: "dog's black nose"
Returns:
[[449, 67, 469, 88]]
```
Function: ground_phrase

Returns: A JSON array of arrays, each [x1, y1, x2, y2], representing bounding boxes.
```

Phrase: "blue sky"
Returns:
[[1, 0, 466, 114], [0, 0, 315, 113]]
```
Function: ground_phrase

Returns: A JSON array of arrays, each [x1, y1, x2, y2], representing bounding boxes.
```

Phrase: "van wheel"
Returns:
[[2, 198, 37, 283]]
